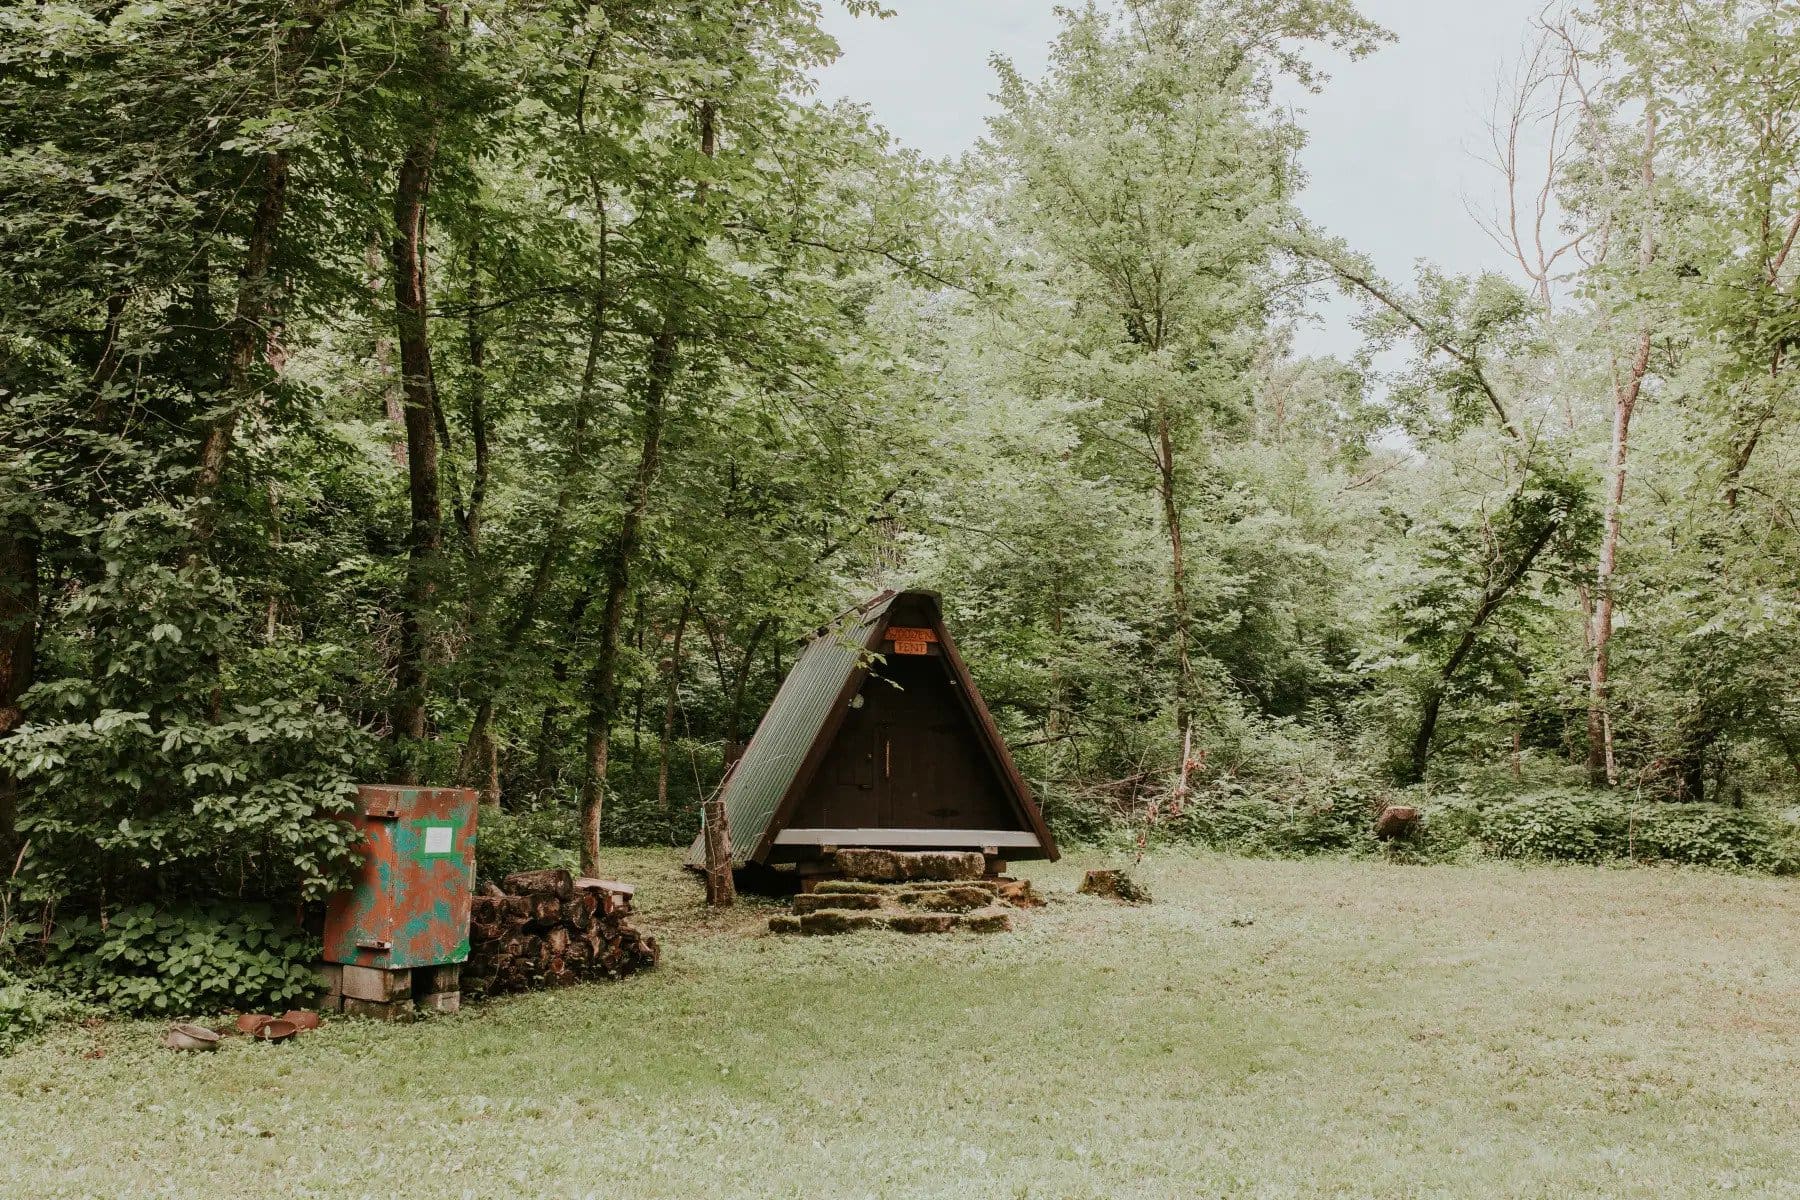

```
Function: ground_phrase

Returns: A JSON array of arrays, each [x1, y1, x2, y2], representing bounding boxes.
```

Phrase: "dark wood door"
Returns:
[[809, 701, 879, 827], [875, 657, 1013, 829], [791, 651, 1014, 833]]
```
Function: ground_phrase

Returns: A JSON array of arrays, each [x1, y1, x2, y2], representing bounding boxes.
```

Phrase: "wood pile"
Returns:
[[463, 869, 658, 996]]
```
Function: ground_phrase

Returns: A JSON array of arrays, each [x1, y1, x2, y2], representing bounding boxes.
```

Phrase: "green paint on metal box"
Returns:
[[324, 785, 478, 968]]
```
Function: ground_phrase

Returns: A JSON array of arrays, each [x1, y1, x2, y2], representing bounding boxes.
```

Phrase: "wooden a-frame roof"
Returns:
[[686, 590, 1058, 868]]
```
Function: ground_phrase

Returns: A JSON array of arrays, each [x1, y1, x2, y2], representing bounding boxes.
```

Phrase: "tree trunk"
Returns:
[[703, 783, 735, 907], [388, 19, 449, 779], [461, 237, 490, 553], [0, 530, 37, 864], [461, 698, 501, 808], [192, 150, 290, 542], [656, 593, 692, 815], [1585, 105, 1657, 788], [578, 322, 679, 876], [461, 212, 611, 803], [450, 240, 499, 808], [577, 97, 715, 876], [530, 582, 597, 797], [1406, 516, 1564, 784], [1670, 715, 1717, 803], [89, 293, 127, 429], [725, 616, 771, 754], [365, 237, 407, 467], [1153, 408, 1194, 734]]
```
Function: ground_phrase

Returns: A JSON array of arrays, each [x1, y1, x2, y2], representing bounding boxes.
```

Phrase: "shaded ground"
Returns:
[[2, 850, 1796, 1198]]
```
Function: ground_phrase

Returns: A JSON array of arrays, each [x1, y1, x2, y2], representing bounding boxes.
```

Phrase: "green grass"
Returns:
[[3, 850, 1797, 1198]]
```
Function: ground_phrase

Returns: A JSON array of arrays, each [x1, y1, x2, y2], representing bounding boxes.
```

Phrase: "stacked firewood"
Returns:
[[463, 869, 658, 996]]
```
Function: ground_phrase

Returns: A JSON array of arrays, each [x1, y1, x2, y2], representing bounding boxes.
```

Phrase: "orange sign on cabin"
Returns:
[[885, 625, 938, 656]]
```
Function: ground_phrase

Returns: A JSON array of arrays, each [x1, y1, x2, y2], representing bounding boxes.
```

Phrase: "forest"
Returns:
[[2, 0, 1798, 1024]]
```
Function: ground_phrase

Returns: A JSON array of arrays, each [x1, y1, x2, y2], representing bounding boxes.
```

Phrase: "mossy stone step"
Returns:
[[962, 909, 1013, 933], [901, 879, 1001, 893], [898, 885, 992, 912], [832, 849, 986, 882], [800, 910, 879, 935], [884, 913, 958, 934], [792, 892, 883, 913]]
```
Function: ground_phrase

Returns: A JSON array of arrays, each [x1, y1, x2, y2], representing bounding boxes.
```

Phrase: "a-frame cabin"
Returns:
[[687, 590, 1058, 871]]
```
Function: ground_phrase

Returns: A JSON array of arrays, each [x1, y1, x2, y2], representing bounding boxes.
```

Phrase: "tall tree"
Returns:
[[975, 0, 1385, 742], [1581, 40, 1660, 788], [387, 3, 455, 780]]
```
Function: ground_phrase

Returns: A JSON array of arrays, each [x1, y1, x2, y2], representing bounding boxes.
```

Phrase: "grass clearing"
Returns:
[[2, 850, 1796, 1198]]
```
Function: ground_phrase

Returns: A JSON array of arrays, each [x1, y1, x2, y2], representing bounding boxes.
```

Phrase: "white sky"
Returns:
[[813, 0, 1551, 359]]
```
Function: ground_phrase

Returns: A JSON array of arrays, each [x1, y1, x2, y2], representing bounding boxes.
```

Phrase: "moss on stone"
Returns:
[[792, 892, 883, 913], [884, 913, 958, 934], [901, 879, 1000, 893], [832, 849, 985, 882], [962, 909, 1013, 933], [800, 911, 879, 936], [900, 886, 991, 912]]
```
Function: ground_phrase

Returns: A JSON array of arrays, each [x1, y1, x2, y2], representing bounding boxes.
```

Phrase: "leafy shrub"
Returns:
[[4, 509, 367, 909], [1476, 791, 1629, 863], [1464, 789, 1797, 872], [1040, 782, 1125, 849], [1627, 804, 1798, 873], [0, 968, 87, 1055], [1262, 783, 1383, 855], [47, 903, 320, 1016], [1050, 762, 1798, 876], [1157, 776, 1384, 858], [1162, 780, 1280, 850], [1404, 791, 1481, 861], [476, 808, 577, 884], [595, 740, 721, 848]]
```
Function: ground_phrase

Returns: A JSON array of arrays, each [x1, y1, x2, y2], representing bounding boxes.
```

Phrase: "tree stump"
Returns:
[[1374, 805, 1420, 841], [1079, 869, 1150, 903]]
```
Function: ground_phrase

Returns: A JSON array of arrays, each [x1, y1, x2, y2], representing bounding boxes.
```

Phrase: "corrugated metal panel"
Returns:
[[688, 593, 896, 868]]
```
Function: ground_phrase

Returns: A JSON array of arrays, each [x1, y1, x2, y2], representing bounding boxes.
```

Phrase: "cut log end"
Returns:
[[1374, 805, 1421, 841], [465, 872, 655, 997]]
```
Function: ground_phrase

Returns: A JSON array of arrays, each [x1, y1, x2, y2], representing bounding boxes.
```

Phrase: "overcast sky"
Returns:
[[812, 0, 1550, 358]]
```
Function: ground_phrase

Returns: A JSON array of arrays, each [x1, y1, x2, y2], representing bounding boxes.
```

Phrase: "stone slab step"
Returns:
[[832, 849, 985, 882], [769, 907, 1016, 936], [884, 913, 958, 934], [800, 910, 879, 935], [793, 892, 883, 913], [898, 885, 993, 912], [963, 909, 1013, 933]]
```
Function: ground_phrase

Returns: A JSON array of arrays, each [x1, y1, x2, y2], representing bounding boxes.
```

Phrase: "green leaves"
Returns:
[[2, 507, 367, 908], [43, 902, 321, 1018]]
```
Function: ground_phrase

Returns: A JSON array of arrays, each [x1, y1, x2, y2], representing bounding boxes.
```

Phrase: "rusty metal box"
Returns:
[[323, 785, 478, 969]]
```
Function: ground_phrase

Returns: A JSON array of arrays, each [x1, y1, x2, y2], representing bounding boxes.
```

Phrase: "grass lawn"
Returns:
[[2, 849, 1796, 1199]]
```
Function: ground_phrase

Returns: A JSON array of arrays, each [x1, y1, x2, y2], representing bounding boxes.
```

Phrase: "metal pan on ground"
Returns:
[[163, 1023, 221, 1052]]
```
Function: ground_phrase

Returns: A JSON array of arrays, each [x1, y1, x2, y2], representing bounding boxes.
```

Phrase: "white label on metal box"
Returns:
[[423, 825, 454, 855]]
